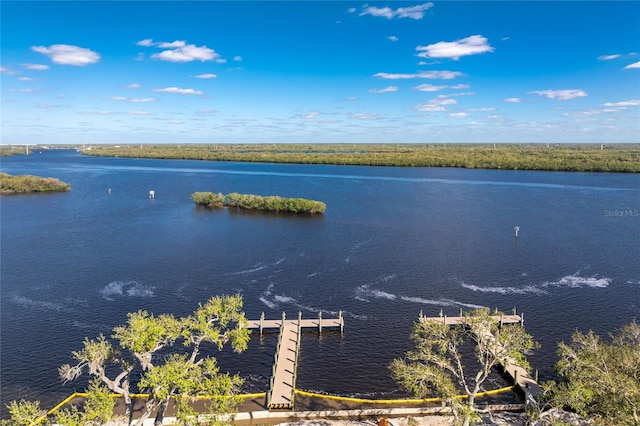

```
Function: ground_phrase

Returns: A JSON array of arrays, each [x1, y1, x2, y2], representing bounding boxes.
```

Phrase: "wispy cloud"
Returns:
[[125, 83, 141, 89], [153, 87, 204, 95], [233, 56, 243, 62], [601, 100, 640, 107], [528, 89, 587, 100], [624, 61, 640, 69], [109, 96, 156, 103], [194, 73, 217, 79], [300, 111, 321, 119], [127, 110, 154, 115], [0, 66, 18, 75], [415, 95, 458, 112], [505, 97, 522, 103], [138, 39, 220, 63], [598, 54, 621, 60], [416, 35, 494, 60], [358, 3, 433, 20], [349, 112, 383, 120], [369, 86, 398, 94], [21, 63, 49, 70], [374, 70, 462, 80], [450, 112, 469, 118], [414, 84, 447, 92], [386, 36, 399, 42], [31, 44, 100, 66]]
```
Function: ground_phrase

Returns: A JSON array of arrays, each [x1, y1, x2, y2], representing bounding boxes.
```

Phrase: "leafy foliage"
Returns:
[[0, 173, 70, 194], [0, 400, 45, 426], [390, 308, 538, 426], [58, 294, 250, 426], [539, 319, 640, 425], [191, 191, 326, 214], [83, 143, 640, 173]]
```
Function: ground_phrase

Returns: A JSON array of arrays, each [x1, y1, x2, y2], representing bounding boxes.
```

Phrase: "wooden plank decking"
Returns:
[[247, 312, 344, 410], [422, 312, 541, 400]]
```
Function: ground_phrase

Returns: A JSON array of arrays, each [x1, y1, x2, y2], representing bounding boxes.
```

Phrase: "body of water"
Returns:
[[1, 150, 639, 413]]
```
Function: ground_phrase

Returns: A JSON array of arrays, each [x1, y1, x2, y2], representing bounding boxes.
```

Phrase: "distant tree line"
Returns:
[[191, 191, 326, 214], [0, 173, 70, 194], [81, 143, 640, 173]]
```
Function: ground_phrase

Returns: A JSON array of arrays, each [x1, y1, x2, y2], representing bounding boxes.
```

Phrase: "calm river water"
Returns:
[[1, 150, 639, 413]]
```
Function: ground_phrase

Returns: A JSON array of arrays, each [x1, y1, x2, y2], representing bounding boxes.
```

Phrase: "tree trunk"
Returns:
[[154, 396, 171, 426], [133, 397, 158, 426]]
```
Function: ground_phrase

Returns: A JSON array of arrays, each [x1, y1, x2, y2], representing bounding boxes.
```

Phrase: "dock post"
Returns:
[[513, 307, 517, 315], [520, 312, 524, 326], [339, 310, 343, 333], [459, 308, 463, 317], [298, 311, 302, 324], [500, 313, 503, 328], [443, 314, 447, 324], [260, 312, 265, 336], [438, 308, 443, 317], [318, 311, 322, 334]]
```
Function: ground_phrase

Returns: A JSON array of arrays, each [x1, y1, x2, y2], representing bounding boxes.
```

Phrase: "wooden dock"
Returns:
[[422, 310, 541, 402], [248, 312, 344, 410]]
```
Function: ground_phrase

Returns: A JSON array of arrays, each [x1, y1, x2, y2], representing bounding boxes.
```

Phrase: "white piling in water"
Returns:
[[149, 190, 155, 199], [514, 226, 520, 238]]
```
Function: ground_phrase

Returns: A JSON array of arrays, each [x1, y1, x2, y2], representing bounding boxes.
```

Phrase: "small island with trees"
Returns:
[[191, 191, 326, 214], [0, 173, 70, 194]]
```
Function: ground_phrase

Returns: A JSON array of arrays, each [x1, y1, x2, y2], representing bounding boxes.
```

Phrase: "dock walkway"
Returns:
[[247, 312, 344, 410], [422, 310, 541, 402]]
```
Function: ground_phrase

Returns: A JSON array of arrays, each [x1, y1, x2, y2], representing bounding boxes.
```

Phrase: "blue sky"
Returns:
[[1, 1, 639, 145]]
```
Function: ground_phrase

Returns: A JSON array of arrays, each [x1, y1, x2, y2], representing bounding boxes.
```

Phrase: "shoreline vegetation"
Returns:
[[0, 173, 70, 194], [76, 143, 640, 173], [191, 191, 326, 214]]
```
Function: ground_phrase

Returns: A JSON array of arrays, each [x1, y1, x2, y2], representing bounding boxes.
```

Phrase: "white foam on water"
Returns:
[[100, 280, 155, 300], [544, 273, 611, 289], [400, 296, 450, 306], [10, 294, 66, 312], [460, 283, 547, 295]]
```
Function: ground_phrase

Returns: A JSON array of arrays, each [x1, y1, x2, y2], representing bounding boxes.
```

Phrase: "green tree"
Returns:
[[390, 308, 538, 426], [59, 295, 250, 426], [0, 400, 46, 426], [536, 319, 640, 426]]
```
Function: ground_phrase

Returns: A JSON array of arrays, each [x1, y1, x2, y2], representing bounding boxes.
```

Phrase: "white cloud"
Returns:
[[21, 63, 49, 70], [450, 112, 469, 118], [348, 7, 356, 13], [109, 96, 156, 103], [233, 56, 243, 62], [9, 88, 35, 93], [624, 61, 640, 69], [598, 54, 621, 60], [194, 73, 217, 79], [158, 40, 186, 48], [387, 36, 399, 42], [31, 44, 100, 66], [416, 35, 494, 60], [349, 113, 383, 120], [369, 86, 399, 94], [300, 111, 320, 119], [601, 100, 640, 107], [359, 3, 433, 19], [136, 39, 154, 47], [414, 84, 447, 92], [125, 83, 141, 89], [0, 66, 18, 75], [153, 87, 204, 95], [18, 77, 34, 81], [451, 84, 470, 89], [415, 96, 458, 112], [152, 43, 219, 62], [505, 97, 522, 103], [127, 111, 154, 115], [374, 70, 462, 80], [528, 89, 587, 100]]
